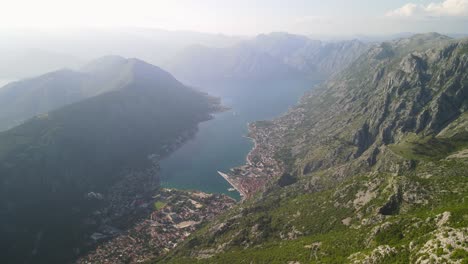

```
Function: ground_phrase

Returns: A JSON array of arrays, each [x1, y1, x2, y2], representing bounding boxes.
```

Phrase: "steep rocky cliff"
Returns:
[[275, 33, 467, 179]]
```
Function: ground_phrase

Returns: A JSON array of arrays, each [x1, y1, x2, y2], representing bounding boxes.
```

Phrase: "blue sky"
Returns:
[[0, 0, 467, 35]]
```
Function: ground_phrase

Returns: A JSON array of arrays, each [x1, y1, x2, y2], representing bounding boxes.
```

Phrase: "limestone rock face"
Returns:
[[264, 34, 468, 177]]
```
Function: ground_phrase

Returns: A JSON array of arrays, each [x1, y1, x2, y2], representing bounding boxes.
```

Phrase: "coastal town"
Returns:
[[73, 148, 237, 264], [74, 107, 289, 263], [77, 188, 235, 263], [218, 121, 285, 200], [74, 116, 285, 264]]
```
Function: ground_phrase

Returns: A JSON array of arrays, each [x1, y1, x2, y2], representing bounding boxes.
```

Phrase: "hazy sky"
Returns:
[[0, 0, 467, 35]]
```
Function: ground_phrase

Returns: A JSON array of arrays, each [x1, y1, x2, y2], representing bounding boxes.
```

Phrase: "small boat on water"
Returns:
[[228, 188, 236, 192]]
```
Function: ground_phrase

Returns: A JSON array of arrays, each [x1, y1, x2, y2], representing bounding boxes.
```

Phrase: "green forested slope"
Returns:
[[0, 58, 219, 264]]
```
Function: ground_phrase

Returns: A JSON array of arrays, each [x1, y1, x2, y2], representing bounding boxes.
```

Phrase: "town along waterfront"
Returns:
[[160, 78, 318, 200]]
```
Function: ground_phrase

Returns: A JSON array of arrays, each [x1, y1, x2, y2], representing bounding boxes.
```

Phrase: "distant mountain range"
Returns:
[[167, 32, 368, 89], [0, 56, 220, 264], [250, 32, 368, 78], [1, 29, 464, 84], [0, 28, 244, 79], [166, 43, 303, 87], [0, 49, 83, 80], [0, 31, 368, 91]]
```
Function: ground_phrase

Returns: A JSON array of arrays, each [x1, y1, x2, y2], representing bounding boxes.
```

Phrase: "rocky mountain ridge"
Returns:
[[167, 32, 368, 89]]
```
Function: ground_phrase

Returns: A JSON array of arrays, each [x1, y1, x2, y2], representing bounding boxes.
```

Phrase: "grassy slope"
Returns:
[[162, 143, 468, 263]]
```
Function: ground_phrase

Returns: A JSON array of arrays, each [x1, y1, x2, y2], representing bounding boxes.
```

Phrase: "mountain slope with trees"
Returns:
[[0, 57, 220, 264]]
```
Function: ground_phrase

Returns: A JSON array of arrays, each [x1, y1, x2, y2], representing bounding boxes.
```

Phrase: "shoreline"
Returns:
[[243, 123, 258, 165], [218, 124, 259, 201], [245, 136, 257, 165], [217, 171, 246, 201]]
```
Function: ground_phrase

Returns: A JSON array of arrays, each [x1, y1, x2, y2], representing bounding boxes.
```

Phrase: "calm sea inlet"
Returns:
[[160, 78, 318, 199]]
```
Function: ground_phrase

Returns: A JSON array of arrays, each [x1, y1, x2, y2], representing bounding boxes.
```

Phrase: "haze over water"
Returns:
[[160, 78, 317, 199]]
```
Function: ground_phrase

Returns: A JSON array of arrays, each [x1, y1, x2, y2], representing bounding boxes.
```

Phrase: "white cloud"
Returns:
[[386, 0, 468, 17]]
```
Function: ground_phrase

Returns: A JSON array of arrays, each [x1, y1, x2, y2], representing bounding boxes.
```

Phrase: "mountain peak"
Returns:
[[256, 32, 310, 41], [127, 57, 182, 87], [83, 56, 175, 81], [408, 32, 450, 40], [81, 55, 128, 73], [0, 56, 189, 132], [391, 32, 453, 53]]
